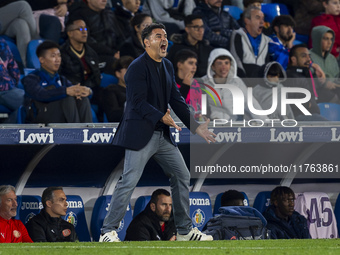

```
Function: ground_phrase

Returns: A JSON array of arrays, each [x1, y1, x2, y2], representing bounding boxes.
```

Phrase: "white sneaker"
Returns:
[[176, 227, 213, 241], [99, 230, 121, 242]]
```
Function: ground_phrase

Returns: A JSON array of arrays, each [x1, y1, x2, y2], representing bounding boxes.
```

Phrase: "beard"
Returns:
[[279, 30, 293, 42], [155, 209, 171, 222]]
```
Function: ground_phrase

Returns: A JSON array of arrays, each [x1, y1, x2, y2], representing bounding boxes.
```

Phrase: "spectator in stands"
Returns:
[[173, 49, 202, 120], [101, 56, 134, 122], [26, 0, 69, 43], [69, 0, 120, 74], [60, 18, 102, 116], [309, 0, 340, 59], [192, 0, 240, 49], [167, 14, 214, 78], [0, 185, 33, 243], [0, 38, 25, 117], [0, 1, 38, 67], [285, 44, 336, 121], [22, 41, 92, 124], [268, 15, 296, 69], [119, 13, 152, 59], [230, 6, 272, 78], [99, 23, 215, 242], [25, 187, 78, 242], [223, 0, 244, 10], [142, 0, 196, 37], [202, 48, 266, 121], [238, 0, 263, 27], [125, 189, 176, 241], [221, 190, 245, 206], [310, 26, 340, 80], [113, 0, 141, 45], [262, 186, 311, 239], [294, 0, 324, 36], [253, 62, 295, 120]]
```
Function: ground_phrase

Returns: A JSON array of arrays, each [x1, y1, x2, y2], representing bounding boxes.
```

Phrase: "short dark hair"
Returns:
[[270, 186, 295, 205], [243, 0, 264, 8], [212, 55, 232, 66], [42, 186, 63, 208], [289, 43, 308, 62], [174, 49, 197, 64], [113, 55, 134, 74], [131, 13, 151, 30], [36, 41, 60, 58], [141, 23, 166, 47], [184, 14, 203, 27], [267, 62, 282, 76], [271, 15, 296, 33], [150, 189, 171, 205], [221, 190, 245, 206], [65, 17, 86, 32]]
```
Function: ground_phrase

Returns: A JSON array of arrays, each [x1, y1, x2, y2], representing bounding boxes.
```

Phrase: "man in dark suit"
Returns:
[[99, 23, 216, 242]]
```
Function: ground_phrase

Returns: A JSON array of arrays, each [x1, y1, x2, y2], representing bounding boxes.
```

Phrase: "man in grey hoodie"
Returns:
[[310, 26, 340, 87]]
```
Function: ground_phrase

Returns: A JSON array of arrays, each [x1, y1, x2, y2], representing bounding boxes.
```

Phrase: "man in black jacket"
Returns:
[[69, 0, 120, 74], [60, 18, 102, 118], [167, 14, 214, 78], [25, 187, 78, 242], [125, 189, 176, 241]]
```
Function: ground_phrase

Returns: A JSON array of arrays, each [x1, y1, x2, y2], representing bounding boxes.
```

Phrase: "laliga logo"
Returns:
[[201, 84, 311, 116]]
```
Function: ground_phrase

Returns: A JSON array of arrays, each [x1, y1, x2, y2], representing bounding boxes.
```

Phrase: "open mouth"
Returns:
[[160, 43, 167, 51]]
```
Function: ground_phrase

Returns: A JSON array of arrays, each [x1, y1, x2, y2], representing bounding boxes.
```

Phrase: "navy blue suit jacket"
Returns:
[[112, 52, 199, 150]]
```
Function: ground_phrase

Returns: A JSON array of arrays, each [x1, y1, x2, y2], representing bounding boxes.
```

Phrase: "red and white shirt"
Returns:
[[0, 216, 33, 243]]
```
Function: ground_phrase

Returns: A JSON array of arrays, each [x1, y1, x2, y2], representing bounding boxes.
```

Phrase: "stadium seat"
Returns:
[[90, 195, 132, 241], [189, 192, 213, 231], [213, 192, 249, 215], [295, 192, 338, 239], [261, 3, 287, 23], [0, 105, 11, 120], [133, 195, 151, 218], [0, 35, 24, 74], [318, 103, 340, 121], [26, 39, 44, 69], [64, 195, 91, 242], [253, 191, 271, 213], [16, 195, 42, 224], [334, 193, 340, 237], [100, 73, 118, 88], [223, 5, 243, 20]]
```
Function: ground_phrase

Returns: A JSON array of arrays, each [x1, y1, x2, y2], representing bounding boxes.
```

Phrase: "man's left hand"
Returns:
[[195, 118, 216, 144]]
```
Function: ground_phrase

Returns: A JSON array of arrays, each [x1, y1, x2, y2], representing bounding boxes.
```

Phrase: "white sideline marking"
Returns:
[[4, 246, 340, 250]]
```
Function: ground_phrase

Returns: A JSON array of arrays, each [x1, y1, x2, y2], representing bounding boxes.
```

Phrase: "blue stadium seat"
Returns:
[[189, 192, 213, 231], [318, 103, 340, 121], [0, 105, 11, 120], [223, 5, 243, 20], [100, 73, 118, 88], [213, 191, 249, 215], [64, 195, 91, 242], [16, 195, 42, 224], [261, 3, 287, 23], [91, 195, 132, 241], [0, 35, 24, 74], [334, 193, 340, 237], [277, 3, 290, 15], [133, 195, 151, 218], [295, 34, 309, 44], [253, 191, 271, 213], [26, 39, 44, 69]]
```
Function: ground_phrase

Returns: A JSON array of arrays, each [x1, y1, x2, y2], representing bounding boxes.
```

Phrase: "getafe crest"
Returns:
[[65, 211, 78, 227], [191, 209, 206, 228]]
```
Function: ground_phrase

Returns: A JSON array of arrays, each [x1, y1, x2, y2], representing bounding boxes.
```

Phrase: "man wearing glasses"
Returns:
[[167, 14, 214, 77], [60, 18, 102, 118]]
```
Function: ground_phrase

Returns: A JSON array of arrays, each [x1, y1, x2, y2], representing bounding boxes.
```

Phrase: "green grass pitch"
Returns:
[[1, 239, 339, 255]]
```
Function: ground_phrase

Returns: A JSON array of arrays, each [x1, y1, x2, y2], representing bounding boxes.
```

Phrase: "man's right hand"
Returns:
[[161, 109, 182, 131], [66, 83, 81, 98]]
